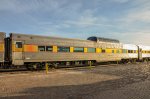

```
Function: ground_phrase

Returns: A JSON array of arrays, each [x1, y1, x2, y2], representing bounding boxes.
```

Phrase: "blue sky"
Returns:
[[0, 0, 150, 45]]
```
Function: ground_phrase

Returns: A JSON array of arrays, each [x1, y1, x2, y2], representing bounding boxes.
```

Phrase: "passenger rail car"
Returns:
[[138, 45, 150, 61], [0, 32, 150, 69], [10, 33, 123, 68], [121, 44, 138, 63]]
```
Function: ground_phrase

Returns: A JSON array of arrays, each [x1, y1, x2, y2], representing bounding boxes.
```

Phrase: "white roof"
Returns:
[[123, 44, 138, 50], [138, 45, 150, 50]]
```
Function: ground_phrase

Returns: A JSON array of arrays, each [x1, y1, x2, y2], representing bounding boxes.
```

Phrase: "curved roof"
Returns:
[[87, 36, 120, 43], [138, 45, 150, 50]]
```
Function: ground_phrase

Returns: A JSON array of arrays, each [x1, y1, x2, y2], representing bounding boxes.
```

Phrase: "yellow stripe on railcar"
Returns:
[[70, 47, 74, 52], [53, 46, 57, 52], [96, 48, 101, 53], [12, 44, 23, 52], [105, 48, 113, 53], [0, 43, 4, 52], [84, 48, 87, 53]]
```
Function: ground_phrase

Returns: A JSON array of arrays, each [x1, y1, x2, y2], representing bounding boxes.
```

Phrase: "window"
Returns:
[[16, 42, 22, 48], [87, 48, 96, 53], [74, 47, 84, 52], [102, 49, 105, 53], [46, 46, 53, 51], [122, 49, 127, 53], [128, 50, 136, 53], [128, 50, 130, 53], [134, 50, 136, 53], [117, 50, 120, 53], [58, 47, 70, 52], [128, 50, 131, 53], [131, 50, 134, 53], [38, 46, 45, 51], [112, 50, 114, 53]]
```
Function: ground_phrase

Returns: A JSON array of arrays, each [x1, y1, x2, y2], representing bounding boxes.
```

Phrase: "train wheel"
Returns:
[[143, 59, 147, 63], [26, 63, 43, 70], [52, 63, 58, 68], [92, 61, 97, 66]]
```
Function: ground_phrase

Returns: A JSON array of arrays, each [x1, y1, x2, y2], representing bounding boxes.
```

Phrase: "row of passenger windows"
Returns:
[[15, 43, 150, 54], [102, 49, 128, 53], [38, 46, 95, 52], [128, 50, 137, 53], [38, 46, 53, 51], [142, 51, 150, 53], [38, 46, 139, 53]]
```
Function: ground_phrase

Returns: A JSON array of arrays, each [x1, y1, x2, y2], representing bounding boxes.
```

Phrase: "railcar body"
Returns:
[[0, 32, 5, 64], [10, 33, 123, 67], [120, 44, 138, 63], [138, 45, 150, 60], [122, 44, 138, 59]]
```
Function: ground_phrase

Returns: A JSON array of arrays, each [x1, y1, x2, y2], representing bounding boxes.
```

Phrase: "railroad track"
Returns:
[[0, 62, 149, 74], [0, 68, 28, 73]]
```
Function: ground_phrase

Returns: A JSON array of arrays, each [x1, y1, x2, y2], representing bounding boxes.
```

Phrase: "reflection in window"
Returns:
[[87, 48, 96, 53], [16, 42, 22, 48], [46, 46, 53, 51], [58, 47, 70, 52], [38, 46, 45, 51], [117, 50, 120, 53], [122, 49, 127, 53], [128, 50, 131, 53], [102, 49, 105, 53], [74, 47, 84, 52], [112, 50, 114, 53]]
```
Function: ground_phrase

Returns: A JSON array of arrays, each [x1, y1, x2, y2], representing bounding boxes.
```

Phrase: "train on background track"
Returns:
[[0, 32, 150, 69]]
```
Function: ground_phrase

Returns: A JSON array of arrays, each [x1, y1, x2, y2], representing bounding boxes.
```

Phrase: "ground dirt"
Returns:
[[0, 62, 150, 99]]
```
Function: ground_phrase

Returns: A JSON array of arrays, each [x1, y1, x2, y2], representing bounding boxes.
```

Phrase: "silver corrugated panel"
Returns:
[[0, 32, 5, 62], [11, 33, 123, 49], [23, 52, 122, 62], [11, 33, 124, 65], [0, 32, 5, 42], [0, 53, 4, 62]]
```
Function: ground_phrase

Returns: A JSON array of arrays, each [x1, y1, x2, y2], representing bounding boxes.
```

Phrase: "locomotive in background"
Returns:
[[0, 32, 150, 69]]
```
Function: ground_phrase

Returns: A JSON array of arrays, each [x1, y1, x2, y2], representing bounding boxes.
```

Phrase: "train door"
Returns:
[[15, 41, 23, 59], [138, 47, 142, 60], [12, 41, 24, 65]]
